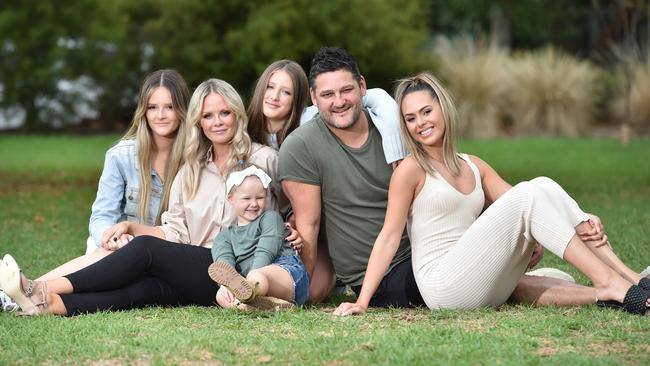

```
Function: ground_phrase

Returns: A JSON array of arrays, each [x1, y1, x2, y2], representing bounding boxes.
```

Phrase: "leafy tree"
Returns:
[[115, 0, 251, 88], [224, 0, 432, 97], [0, 0, 431, 129], [430, 0, 587, 52], [80, 0, 253, 127], [0, 0, 115, 130], [104, 0, 431, 110]]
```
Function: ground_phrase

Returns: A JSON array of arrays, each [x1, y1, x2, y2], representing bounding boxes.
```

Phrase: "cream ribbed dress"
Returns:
[[408, 154, 589, 309]]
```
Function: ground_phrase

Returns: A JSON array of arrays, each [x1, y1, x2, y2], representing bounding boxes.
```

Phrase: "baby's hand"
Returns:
[[333, 302, 367, 316], [285, 223, 303, 253]]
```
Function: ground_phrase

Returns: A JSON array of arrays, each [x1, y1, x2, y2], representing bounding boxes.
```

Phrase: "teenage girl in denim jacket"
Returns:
[[31, 70, 189, 282], [0, 69, 191, 311]]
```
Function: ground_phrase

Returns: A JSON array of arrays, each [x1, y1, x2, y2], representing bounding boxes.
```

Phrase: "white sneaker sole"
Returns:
[[0, 291, 18, 312], [525, 267, 576, 283], [640, 266, 650, 279]]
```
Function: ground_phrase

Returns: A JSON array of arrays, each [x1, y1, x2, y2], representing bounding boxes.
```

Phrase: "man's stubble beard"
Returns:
[[320, 103, 362, 130]]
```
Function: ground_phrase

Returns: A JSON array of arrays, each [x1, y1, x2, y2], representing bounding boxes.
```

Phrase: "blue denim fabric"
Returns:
[[88, 139, 163, 246], [272, 255, 310, 305]]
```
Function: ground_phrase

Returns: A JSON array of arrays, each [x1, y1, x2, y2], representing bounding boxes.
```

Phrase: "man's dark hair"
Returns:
[[308, 47, 362, 89]]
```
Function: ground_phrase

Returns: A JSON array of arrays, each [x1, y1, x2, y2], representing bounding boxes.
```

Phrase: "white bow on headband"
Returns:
[[226, 166, 272, 193]]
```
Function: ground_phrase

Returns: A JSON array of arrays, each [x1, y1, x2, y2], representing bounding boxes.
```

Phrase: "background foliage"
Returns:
[[0, 0, 430, 130], [0, 0, 647, 132]]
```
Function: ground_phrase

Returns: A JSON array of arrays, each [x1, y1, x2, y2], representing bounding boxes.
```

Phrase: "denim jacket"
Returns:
[[88, 139, 163, 246]]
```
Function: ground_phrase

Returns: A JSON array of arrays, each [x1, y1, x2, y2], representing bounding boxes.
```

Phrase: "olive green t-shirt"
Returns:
[[278, 112, 411, 286]]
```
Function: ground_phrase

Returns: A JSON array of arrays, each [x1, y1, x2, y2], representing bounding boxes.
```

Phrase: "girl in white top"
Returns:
[[334, 72, 650, 316]]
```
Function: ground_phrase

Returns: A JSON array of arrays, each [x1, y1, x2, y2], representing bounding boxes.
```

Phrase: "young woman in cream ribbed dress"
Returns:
[[334, 72, 650, 316]]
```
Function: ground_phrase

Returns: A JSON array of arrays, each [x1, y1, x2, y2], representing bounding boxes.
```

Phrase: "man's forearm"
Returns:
[[298, 225, 318, 275]]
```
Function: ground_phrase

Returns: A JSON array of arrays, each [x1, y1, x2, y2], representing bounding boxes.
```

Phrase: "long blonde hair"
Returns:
[[184, 78, 252, 198], [247, 60, 309, 147], [122, 69, 190, 224], [394, 72, 461, 176]]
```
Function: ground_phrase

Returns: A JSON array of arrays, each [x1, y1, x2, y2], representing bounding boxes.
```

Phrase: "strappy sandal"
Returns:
[[0, 254, 48, 315], [596, 284, 650, 315], [207, 261, 258, 302]]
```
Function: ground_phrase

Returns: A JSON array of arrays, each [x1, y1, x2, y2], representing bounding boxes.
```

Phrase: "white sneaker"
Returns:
[[86, 236, 98, 255], [525, 267, 576, 283], [0, 289, 18, 312], [640, 266, 650, 279]]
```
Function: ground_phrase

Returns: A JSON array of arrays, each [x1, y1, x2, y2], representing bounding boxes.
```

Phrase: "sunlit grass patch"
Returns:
[[0, 135, 649, 365]]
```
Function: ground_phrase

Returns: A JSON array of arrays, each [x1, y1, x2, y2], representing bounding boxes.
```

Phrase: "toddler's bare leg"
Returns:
[[247, 265, 294, 302]]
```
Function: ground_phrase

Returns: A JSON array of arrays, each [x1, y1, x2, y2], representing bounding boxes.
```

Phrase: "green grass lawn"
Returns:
[[1, 135, 649, 365]]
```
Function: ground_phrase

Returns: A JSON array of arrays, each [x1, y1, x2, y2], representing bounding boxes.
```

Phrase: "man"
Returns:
[[279, 47, 423, 307], [279, 47, 598, 308]]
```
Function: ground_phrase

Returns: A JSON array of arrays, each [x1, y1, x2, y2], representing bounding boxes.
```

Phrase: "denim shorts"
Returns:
[[272, 255, 310, 305]]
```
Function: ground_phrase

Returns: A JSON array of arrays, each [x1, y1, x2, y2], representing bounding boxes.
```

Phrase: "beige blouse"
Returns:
[[160, 143, 286, 247]]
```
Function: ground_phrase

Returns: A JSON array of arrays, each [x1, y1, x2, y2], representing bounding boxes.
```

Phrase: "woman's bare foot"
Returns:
[[594, 274, 650, 308]]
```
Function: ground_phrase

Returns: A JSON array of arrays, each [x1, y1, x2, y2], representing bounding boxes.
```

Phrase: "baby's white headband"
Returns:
[[226, 165, 272, 194]]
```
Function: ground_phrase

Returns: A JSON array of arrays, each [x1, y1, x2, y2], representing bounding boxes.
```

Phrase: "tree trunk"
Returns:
[[490, 4, 511, 49]]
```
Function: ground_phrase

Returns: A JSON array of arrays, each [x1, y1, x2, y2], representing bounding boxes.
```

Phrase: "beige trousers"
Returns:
[[417, 177, 589, 309]]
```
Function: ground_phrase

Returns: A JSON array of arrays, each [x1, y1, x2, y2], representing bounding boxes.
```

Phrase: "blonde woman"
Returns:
[[0, 79, 292, 315], [334, 72, 650, 316], [0, 69, 190, 311]]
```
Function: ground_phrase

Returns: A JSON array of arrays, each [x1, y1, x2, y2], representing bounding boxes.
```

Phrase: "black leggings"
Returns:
[[60, 236, 219, 315], [351, 258, 425, 308]]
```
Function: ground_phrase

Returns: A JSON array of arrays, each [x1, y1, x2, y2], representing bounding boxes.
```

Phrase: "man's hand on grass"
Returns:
[[333, 302, 367, 316]]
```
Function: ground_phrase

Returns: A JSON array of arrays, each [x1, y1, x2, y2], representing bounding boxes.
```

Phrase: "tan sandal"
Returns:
[[247, 296, 294, 311], [0, 254, 48, 315], [208, 261, 258, 302]]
